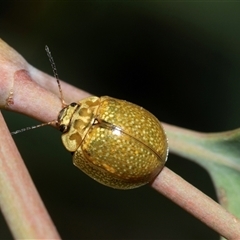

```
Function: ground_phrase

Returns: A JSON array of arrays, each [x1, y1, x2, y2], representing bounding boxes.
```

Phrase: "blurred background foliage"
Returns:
[[1, 1, 240, 239]]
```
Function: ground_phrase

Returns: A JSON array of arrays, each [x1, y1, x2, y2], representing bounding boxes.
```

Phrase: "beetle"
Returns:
[[12, 46, 168, 189], [57, 95, 168, 189]]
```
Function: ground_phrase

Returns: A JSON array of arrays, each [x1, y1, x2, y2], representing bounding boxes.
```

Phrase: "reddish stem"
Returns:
[[0, 112, 60, 239], [1, 39, 240, 239], [151, 167, 240, 239]]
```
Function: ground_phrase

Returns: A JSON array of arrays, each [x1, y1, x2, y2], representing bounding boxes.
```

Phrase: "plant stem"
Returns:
[[0, 112, 60, 239], [151, 167, 240, 239], [1, 39, 240, 238]]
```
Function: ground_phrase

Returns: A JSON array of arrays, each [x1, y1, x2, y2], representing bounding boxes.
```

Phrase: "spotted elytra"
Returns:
[[13, 46, 169, 189]]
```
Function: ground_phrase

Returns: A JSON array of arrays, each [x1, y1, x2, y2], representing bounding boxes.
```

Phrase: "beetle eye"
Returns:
[[59, 124, 68, 133], [70, 102, 77, 107]]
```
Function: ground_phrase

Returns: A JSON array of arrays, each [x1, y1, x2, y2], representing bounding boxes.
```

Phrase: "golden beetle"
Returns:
[[11, 47, 168, 189], [57, 95, 168, 189], [11, 46, 168, 189]]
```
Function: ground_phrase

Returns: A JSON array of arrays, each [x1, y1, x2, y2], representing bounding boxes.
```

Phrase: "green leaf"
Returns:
[[164, 124, 240, 218]]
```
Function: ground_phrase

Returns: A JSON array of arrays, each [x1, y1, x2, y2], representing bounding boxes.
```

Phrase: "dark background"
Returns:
[[1, 1, 240, 239]]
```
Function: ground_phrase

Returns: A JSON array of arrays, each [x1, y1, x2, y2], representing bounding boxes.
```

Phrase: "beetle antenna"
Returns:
[[45, 45, 65, 108], [11, 121, 57, 135], [11, 46, 64, 135]]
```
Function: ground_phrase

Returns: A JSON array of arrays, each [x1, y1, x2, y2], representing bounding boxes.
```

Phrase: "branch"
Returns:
[[0, 112, 60, 239], [151, 167, 240, 239], [1, 39, 240, 239]]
